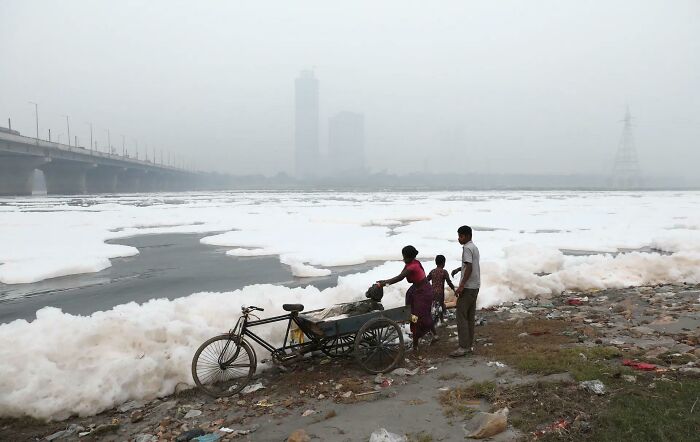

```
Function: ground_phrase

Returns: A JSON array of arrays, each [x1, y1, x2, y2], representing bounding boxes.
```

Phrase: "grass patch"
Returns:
[[478, 318, 627, 381], [514, 346, 623, 381], [589, 379, 700, 442], [658, 351, 696, 365]]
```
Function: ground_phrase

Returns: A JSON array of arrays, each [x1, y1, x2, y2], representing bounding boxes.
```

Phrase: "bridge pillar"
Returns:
[[40, 161, 95, 195], [0, 156, 50, 196], [139, 170, 162, 193], [86, 166, 122, 194], [116, 169, 146, 193]]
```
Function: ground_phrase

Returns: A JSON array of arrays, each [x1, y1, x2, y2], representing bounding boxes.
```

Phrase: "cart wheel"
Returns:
[[354, 317, 405, 374], [192, 334, 256, 397], [321, 335, 355, 358]]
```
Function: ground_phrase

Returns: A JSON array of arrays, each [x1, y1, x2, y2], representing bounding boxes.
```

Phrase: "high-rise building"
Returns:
[[328, 111, 365, 177], [294, 70, 319, 178]]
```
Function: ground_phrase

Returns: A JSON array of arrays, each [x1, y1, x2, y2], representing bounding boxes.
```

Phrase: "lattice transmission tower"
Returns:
[[611, 106, 641, 188]]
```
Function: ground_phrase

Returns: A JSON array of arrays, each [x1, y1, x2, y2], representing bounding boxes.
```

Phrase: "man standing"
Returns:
[[450, 225, 480, 357]]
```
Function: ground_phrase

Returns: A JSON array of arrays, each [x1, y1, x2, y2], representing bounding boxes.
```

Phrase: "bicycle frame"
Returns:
[[227, 311, 323, 361]]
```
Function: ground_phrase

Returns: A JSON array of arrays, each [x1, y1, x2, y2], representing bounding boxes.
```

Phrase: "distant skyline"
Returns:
[[1, 0, 698, 179]]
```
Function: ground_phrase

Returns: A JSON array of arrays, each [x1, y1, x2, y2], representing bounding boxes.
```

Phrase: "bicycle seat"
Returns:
[[283, 303, 304, 312]]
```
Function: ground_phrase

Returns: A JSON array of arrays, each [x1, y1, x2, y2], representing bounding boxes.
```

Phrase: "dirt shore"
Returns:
[[2, 283, 698, 441]]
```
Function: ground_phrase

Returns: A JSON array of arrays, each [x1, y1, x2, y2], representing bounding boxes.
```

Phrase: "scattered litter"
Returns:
[[183, 409, 202, 419], [317, 394, 326, 400], [219, 428, 235, 433], [302, 409, 317, 417], [487, 361, 507, 368], [369, 428, 407, 442], [623, 360, 658, 371], [391, 367, 418, 376], [566, 298, 586, 306], [622, 375, 637, 383], [240, 382, 265, 394], [255, 399, 274, 407], [176, 428, 206, 442], [532, 419, 571, 438], [579, 380, 606, 395], [192, 434, 221, 442], [342, 391, 353, 398], [46, 424, 84, 441], [463, 407, 509, 439], [610, 339, 626, 346], [427, 366, 438, 371], [374, 374, 394, 387], [508, 306, 532, 315], [355, 390, 380, 397], [518, 332, 529, 338], [438, 387, 450, 392]]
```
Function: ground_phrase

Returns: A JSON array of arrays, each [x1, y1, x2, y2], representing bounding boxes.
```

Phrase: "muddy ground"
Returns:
[[1, 283, 698, 441]]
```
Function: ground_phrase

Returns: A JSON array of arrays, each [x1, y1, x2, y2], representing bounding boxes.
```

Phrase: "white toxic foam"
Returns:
[[1, 190, 700, 420]]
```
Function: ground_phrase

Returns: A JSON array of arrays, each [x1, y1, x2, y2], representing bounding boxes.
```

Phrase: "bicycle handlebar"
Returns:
[[241, 305, 264, 312]]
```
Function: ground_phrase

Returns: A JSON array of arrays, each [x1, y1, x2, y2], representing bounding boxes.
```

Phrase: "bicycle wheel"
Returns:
[[192, 334, 256, 397], [321, 334, 355, 358], [354, 317, 405, 374]]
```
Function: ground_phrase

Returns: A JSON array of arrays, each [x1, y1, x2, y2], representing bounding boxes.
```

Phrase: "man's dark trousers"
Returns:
[[456, 288, 479, 349]]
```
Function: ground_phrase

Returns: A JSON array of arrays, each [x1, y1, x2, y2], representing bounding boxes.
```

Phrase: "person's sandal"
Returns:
[[449, 347, 467, 357]]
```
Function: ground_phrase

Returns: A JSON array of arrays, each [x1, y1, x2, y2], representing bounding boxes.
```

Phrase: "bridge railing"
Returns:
[[0, 131, 184, 172]]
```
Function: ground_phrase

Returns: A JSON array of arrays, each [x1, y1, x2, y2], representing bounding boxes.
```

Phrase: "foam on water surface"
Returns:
[[1, 190, 700, 419]]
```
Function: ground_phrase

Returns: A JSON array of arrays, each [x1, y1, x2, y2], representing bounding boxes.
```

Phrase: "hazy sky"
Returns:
[[1, 0, 698, 177]]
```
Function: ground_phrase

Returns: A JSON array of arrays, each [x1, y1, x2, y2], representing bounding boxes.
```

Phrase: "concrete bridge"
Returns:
[[0, 131, 205, 195]]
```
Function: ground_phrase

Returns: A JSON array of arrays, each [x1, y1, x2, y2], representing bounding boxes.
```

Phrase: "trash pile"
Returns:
[[486, 283, 699, 374]]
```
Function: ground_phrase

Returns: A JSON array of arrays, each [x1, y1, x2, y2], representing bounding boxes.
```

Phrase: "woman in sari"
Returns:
[[377, 245, 436, 351]]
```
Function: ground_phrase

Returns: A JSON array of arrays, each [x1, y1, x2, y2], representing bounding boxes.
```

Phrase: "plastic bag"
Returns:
[[464, 407, 509, 439], [369, 428, 407, 442]]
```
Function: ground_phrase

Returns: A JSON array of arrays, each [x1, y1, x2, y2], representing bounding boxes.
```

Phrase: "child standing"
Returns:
[[428, 255, 455, 325]]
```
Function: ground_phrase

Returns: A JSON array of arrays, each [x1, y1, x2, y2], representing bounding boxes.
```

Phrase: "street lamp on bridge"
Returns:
[[28, 101, 39, 140], [86, 122, 93, 151], [61, 115, 71, 147]]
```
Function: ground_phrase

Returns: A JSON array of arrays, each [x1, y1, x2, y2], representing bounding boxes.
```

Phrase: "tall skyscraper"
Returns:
[[328, 111, 365, 176], [294, 70, 319, 178]]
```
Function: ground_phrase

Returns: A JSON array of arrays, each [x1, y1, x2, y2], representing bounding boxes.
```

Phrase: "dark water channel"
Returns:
[[0, 233, 378, 324]]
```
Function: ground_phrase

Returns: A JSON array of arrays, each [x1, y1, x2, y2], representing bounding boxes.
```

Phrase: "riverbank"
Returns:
[[2, 282, 698, 441]]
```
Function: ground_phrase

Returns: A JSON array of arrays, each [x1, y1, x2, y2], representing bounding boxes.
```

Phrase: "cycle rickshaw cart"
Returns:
[[192, 299, 410, 397]]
